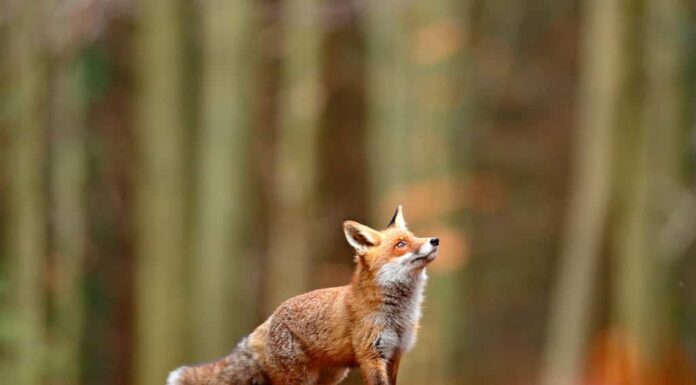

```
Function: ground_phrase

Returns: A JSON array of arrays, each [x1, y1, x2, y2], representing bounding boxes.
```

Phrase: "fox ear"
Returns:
[[343, 221, 381, 252], [387, 205, 407, 230]]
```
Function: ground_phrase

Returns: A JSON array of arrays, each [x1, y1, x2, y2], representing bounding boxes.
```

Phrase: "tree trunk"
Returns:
[[47, 45, 88, 385], [189, 0, 253, 360], [133, 1, 187, 384], [2, 2, 47, 385], [540, 1, 623, 385], [265, 0, 322, 312], [609, 1, 687, 384], [606, 1, 653, 384], [365, 1, 471, 384], [364, 0, 411, 194], [409, 3, 472, 385]]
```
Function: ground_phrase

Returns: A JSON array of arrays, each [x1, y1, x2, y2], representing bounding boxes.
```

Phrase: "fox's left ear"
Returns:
[[387, 205, 407, 230], [344, 220, 382, 253]]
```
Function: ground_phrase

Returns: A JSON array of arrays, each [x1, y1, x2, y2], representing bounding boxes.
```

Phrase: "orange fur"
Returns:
[[168, 206, 439, 385]]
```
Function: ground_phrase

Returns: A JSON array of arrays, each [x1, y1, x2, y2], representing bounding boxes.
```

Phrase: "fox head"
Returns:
[[343, 205, 439, 286]]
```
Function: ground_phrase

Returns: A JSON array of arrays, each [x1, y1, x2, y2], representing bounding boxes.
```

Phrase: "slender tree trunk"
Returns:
[[610, 1, 687, 384], [365, 1, 471, 384], [607, 2, 654, 384], [249, 0, 283, 321], [644, 0, 685, 198], [133, 1, 187, 384], [2, 1, 47, 385], [540, 1, 623, 385], [611, 104, 654, 385], [265, 0, 322, 311], [314, 0, 369, 292], [363, 6, 417, 384], [47, 47, 88, 385], [190, 0, 253, 360], [364, 0, 412, 196], [409, 3, 471, 385], [650, 0, 695, 264]]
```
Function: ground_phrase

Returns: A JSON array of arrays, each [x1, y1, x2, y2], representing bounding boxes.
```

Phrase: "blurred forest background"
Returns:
[[1, 1, 696, 385]]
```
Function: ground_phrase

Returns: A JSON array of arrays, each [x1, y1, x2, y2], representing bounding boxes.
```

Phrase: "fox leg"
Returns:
[[265, 323, 315, 385], [387, 351, 401, 385], [358, 360, 389, 385], [315, 367, 349, 385], [266, 349, 315, 385]]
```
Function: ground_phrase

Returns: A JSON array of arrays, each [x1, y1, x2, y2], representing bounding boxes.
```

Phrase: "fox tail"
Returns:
[[166, 337, 269, 385]]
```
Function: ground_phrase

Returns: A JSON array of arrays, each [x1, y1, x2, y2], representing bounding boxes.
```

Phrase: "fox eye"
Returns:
[[395, 240, 407, 248]]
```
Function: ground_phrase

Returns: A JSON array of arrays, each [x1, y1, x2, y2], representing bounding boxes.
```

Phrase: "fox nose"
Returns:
[[430, 237, 439, 246]]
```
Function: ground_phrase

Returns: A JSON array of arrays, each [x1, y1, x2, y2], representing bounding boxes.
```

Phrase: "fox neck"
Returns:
[[350, 257, 427, 310], [350, 256, 428, 352]]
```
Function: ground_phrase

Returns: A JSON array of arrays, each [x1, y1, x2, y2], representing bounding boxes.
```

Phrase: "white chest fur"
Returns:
[[375, 270, 427, 357]]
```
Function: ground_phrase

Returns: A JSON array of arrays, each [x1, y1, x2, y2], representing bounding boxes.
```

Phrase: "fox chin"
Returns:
[[168, 205, 439, 385]]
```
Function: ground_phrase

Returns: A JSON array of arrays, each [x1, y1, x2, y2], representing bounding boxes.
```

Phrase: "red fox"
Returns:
[[167, 205, 439, 385]]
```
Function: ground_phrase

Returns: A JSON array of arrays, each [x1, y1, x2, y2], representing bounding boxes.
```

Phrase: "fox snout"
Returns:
[[412, 237, 439, 264], [418, 237, 439, 255]]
